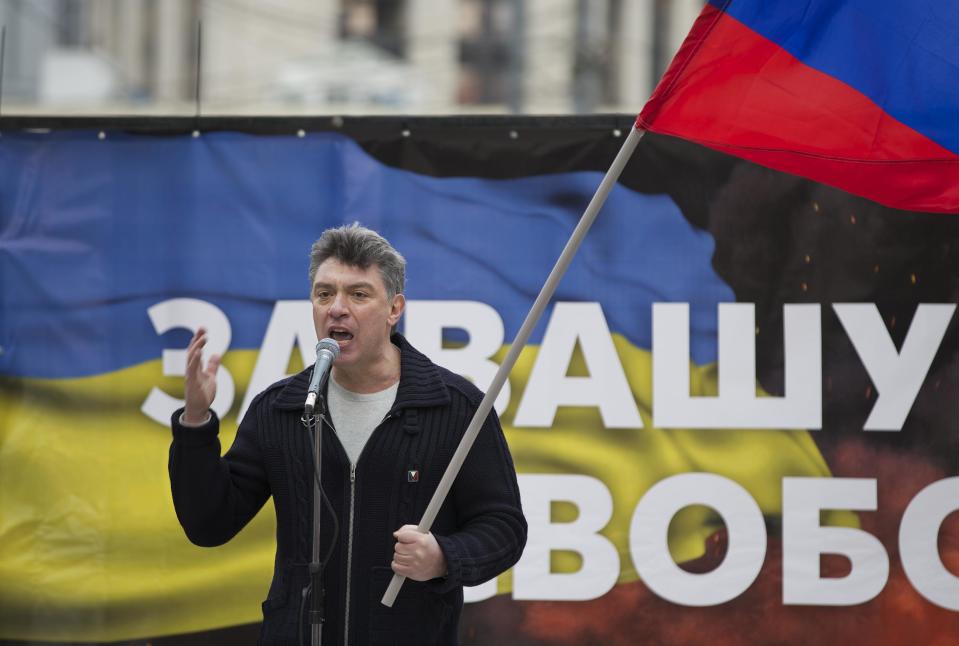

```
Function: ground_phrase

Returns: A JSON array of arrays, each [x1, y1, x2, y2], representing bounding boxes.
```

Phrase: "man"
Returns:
[[169, 224, 527, 645]]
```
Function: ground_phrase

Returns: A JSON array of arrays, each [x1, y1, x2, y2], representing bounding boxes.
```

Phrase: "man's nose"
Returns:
[[328, 292, 348, 317]]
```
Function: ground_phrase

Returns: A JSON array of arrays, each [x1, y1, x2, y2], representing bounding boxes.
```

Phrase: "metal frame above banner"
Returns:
[[0, 114, 638, 137]]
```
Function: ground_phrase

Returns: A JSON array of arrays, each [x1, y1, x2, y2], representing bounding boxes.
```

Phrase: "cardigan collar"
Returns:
[[272, 333, 451, 411]]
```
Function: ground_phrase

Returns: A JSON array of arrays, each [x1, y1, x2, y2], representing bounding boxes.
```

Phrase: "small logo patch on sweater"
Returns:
[[407, 470, 420, 483]]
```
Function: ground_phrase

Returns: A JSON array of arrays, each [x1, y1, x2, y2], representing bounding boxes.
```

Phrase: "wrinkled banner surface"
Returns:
[[2, 122, 958, 644]]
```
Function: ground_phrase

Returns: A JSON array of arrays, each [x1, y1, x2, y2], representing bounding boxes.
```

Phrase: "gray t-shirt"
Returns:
[[328, 376, 399, 465]]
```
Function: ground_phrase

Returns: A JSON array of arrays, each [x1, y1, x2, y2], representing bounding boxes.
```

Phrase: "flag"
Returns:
[[637, 0, 959, 214]]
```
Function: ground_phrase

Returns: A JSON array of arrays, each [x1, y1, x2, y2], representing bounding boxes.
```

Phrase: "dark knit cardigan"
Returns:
[[169, 334, 526, 645]]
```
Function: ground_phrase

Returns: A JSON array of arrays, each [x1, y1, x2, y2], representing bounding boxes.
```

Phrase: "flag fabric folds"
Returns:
[[637, 0, 959, 214]]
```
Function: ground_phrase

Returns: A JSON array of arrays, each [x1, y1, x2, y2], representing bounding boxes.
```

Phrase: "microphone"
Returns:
[[304, 338, 340, 417]]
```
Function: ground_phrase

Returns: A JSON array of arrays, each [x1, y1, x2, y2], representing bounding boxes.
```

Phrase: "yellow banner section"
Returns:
[[0, 337, 848, 641], [1, 353, 274, 641]]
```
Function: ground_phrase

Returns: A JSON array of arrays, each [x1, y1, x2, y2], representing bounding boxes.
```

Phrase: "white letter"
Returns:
[[782, 477, 888, 605], [630, 473, 766, 606], [141, 298, 235, 424], [900, 477, 959, 610], [513, 302, 642, 428], [463, 579, 497, 603], [653, 303, 821, 429], [239, 300, 317, 420], [833, 303, 954, 431], [403, 300, 509, 413], [513, 474, 619, 600]]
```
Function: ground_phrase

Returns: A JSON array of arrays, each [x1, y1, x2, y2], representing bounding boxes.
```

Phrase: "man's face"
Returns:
[[311, 258, 405, 372]]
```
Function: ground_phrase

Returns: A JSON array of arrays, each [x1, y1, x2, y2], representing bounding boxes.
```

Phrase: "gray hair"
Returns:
[[308, 223, 406, 299]]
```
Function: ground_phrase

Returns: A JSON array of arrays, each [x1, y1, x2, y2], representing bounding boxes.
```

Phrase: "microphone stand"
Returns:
[[302, 341, 339, 645], [304, 396, 327, 646]]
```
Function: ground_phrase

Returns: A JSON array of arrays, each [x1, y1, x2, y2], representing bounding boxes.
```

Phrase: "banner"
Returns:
[[2, 121, 958, 644]]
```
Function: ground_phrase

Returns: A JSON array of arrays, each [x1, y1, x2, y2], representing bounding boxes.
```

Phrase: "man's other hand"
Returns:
[[391, 525, 448, 581]]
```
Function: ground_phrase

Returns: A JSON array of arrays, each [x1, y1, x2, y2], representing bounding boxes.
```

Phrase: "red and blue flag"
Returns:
[[637, 0, 959, 213]]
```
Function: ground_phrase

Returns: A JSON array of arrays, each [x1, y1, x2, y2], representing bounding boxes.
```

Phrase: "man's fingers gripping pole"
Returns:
[[381, 126, 646, 607]]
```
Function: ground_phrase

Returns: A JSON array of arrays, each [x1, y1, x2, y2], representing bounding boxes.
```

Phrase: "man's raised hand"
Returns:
[[183, 327, 220, 424]]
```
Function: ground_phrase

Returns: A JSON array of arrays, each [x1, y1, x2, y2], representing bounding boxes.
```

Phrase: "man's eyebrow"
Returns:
[[312, 281, 377, 291], [348, 281, 377, 291]]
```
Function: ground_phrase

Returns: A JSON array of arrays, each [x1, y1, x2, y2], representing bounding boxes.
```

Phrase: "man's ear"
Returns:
[[388, 293, 406, 327]]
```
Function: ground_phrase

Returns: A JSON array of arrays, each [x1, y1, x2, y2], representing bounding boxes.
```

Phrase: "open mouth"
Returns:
[[329, 328, 354, 343]]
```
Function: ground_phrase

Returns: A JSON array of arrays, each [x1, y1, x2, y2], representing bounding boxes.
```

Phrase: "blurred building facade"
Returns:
[[0, 0, 703, 115]]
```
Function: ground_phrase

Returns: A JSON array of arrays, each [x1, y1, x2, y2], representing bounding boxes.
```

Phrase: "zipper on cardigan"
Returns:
[[341, 412, 393, 646], [343, 462, 357, 646]]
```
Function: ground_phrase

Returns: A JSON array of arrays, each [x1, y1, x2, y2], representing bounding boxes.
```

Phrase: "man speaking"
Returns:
[[169, 224, 527, 644]]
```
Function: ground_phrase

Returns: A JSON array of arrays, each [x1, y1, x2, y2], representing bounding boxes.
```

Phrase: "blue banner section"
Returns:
[[0, 131, 733, 379], [710, 0, 959, 154]]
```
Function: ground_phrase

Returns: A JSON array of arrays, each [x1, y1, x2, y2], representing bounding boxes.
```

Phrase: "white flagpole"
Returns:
[[382, 125, 646, 607]]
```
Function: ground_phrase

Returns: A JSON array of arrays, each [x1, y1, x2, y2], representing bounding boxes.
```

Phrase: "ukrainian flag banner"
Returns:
[[2, 121, 958, 644]]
